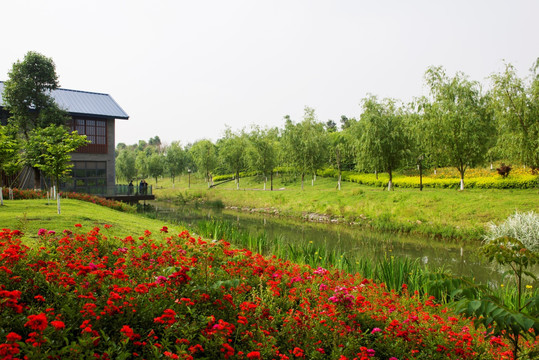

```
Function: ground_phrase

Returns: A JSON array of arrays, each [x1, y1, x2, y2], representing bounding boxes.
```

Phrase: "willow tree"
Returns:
[[164, 141, 185, 188], [282, 107, 329, 189], [189, 139, 217, 185], [491, 60, 539, 172], [247, 126, 279, 191], [422, 66, 494, 190], [357, 95, 409, 191], [217, 127, 248, 190]]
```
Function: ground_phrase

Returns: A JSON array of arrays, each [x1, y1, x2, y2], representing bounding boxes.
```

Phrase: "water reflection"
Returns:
[[145, 201, 535, 286]]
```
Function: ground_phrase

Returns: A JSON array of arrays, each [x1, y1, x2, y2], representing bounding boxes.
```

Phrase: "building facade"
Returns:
[[0, 82, 128, 195]]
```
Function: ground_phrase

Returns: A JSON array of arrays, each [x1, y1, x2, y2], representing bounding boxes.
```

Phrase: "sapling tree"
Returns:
[[24, 124, 88, 214]]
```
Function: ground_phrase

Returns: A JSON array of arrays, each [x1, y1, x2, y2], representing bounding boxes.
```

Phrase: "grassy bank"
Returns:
[[0, 199, 183, 242], [150, 174, 539, 240]]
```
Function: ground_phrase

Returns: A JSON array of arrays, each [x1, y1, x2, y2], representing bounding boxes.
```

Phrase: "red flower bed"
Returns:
[[0, 226, 536, 359]]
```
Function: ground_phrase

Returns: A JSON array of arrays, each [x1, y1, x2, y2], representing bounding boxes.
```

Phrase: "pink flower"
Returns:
[[38, 228, 46, 236]]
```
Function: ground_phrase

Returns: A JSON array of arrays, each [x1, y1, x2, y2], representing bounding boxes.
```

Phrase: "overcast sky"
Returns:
[[1, 0, 538, 146]]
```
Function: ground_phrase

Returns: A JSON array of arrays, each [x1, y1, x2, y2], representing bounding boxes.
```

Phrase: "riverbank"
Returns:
[[151, 175, 539, 241]]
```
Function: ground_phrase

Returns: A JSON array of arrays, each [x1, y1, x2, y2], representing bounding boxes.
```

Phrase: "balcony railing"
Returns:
[[60, 184, 153, 197]]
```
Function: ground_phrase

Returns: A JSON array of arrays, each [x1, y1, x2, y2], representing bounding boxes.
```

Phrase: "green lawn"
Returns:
[[149, 174, 539, 240], [0, 199, 182, 244]]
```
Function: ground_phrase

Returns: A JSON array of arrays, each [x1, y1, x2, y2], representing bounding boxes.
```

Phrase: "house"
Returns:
[[0, 81, 128, 195]]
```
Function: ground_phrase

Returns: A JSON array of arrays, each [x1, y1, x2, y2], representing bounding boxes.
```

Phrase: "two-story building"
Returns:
[[0, 81, 128, 195]]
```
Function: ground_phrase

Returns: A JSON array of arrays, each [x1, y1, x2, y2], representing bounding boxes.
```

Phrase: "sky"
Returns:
[[1, 0, 538, 147]]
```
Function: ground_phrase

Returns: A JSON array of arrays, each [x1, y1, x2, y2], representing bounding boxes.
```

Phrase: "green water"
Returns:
[[145, 201, 531, 287]]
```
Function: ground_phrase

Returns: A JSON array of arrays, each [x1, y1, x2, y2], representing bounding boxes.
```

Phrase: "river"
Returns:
[[144, 200, 533, 287]]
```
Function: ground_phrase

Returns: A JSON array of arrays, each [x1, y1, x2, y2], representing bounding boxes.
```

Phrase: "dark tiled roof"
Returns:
[[0, 81, 129, 120]]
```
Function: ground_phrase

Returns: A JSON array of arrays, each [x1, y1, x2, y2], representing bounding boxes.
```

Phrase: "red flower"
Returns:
[[247, 351, 261, 359], [120, 325, 135, 340], [50, 320, 65, 330], [74, 224, 82, 228], [160, 226, 168, 233], [24, 313, 48, 331], [6, 332, 22, 342]]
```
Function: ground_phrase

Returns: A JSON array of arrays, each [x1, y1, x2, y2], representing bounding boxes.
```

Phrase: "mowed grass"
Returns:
[[149, 173, 539, 239], [0, 199, 182, 244]]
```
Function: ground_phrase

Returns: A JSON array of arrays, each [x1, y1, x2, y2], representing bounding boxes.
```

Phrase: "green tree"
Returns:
[[190, 139, 217, 185], [357, 95, 410, 190], [218, 127, 248, 190], [491, 60, 539, 171], [115, 148, 137, 182], [2, 51, 68, 188], [24, 124, 88, 213], [247, 126, 279, 190], [147, 152, 165, 184], [282, 107, 329, 189], [165, 141, 185, 188], [423, 66, 494, 190], [135, 151, 149, 180], [0, 126, 20, 205], [329, 130, 354, 190]]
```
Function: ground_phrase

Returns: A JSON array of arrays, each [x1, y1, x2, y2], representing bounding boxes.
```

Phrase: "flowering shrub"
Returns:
[[0, 226, 537, 359]]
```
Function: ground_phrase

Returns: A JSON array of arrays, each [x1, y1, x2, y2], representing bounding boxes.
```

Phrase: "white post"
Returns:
[[0, 187, 3, 206]]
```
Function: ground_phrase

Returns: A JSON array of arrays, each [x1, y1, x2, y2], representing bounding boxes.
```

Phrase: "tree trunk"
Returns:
[[301, 173, 304, 190], [172, 176, 175, 189], [419, 161, 423, 191], [33, 167, 41, 190], [236, 170, 240, 190], [270, 171, 273, 191], [459, 168, 465, 190], [375, 169, 378, 180], [388, 168, 393, 191], [0, 187, 3, 206], [264, 176, 267, 191]]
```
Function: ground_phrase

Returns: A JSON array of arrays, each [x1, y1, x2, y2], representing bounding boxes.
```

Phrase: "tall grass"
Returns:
[[193, 220, 457, 299], [191, 219, 539, 306]]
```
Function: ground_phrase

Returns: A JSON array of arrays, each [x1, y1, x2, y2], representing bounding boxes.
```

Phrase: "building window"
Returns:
[[67, 118, 107, 153], [64, 161, 107, 195]]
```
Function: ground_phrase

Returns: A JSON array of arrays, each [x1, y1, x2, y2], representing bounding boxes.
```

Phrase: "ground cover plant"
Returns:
[[1, 225, 537, 359]]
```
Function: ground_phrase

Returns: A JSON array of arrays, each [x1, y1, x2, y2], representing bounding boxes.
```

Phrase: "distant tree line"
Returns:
[[115, 61, 539, 190]]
